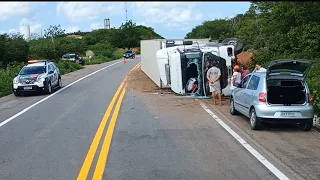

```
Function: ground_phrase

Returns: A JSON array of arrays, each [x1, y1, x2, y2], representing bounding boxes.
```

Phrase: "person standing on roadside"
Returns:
[[206, 61, 223, 106], [241, 64, 250, 79], [231, 65, 242, 89], [253, 63, 267, 72]]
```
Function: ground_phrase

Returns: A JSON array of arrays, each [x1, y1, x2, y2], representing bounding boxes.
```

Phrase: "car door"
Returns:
[[51, 64, 58, 86], [243, 75, 260, 117], [48, 64, 55, 85], [52, 63, 60, 77], [233, 74, 251, 114]]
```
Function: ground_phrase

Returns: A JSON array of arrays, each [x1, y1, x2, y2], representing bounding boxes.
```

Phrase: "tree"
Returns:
[[185, 19, 234, 39], [30, 33, 40, 40], [44, 25, 66, 38], [2, 34, 29, 66]]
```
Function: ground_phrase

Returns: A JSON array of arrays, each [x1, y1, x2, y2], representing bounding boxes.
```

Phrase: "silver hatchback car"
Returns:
[[230, 59, 314, 131]]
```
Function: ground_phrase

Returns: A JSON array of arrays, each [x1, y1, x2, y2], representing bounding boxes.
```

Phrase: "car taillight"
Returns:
[[308, 93, 313, 104], [258, 92, 266, 102]]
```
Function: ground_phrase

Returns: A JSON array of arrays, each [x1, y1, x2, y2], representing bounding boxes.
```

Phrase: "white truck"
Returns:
[[140, 38, 243, 97]]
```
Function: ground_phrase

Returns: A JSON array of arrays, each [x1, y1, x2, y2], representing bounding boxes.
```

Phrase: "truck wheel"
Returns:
[[222, 38, 244, 55]]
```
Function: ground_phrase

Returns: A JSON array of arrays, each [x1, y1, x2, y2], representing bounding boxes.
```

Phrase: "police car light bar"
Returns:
[[27, 60, 48, 64]]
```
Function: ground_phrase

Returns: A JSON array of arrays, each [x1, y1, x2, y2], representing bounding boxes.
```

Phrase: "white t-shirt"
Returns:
[[256, 67, 267, 72], [186, 78, 197, 91]]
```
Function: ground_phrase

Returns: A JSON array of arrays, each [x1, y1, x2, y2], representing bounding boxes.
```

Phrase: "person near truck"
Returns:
[[241, 64, 250, 79], [186, 77, 198, 94], [231, 65, 242, 89], [206, 61, 223, 106], [253, 63, 267, 72]]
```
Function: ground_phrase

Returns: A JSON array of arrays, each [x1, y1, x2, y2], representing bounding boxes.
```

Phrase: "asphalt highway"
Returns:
[[1, 56, 316, 180]]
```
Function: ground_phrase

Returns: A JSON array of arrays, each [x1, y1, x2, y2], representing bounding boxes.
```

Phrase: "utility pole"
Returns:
[[125, 2, 128, 23]]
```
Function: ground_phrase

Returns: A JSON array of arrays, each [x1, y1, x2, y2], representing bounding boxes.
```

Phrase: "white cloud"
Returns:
[[132, 2, 203, 28], [226, 14, 236, 20], [57, 2, 124, 22], [66, 26, 80, 33], [90, 22, 103, 31], [8, 29, 18, 33], [0, 2, 46, 21], [136, 22, 147, 26], [19, 18, 42, 35]]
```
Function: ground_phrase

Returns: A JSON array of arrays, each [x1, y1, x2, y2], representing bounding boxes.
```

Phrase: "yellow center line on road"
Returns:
[[132, 62, 141, 71], [92, 87, 127, 180], [77, 63, 137, 180], [129, 62, 141, 73], [77, 82, 125, 180]]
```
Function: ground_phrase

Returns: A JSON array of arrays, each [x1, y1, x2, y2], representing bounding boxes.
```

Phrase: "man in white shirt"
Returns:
[[206, 61, 222, 105], [186, 77, 198, 93], [254, 63, 267, 72]]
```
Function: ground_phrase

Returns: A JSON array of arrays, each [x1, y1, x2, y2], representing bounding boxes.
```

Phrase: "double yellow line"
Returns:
[[77, 62, 140, 180]]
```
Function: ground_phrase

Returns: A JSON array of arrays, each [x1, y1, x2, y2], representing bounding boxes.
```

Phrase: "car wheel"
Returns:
[[58, 78, 62, 88], [249, 108, 263, 130], [45, 82, 52, 94], [230, 98, 238, 115], [298, 122, 312, 131]]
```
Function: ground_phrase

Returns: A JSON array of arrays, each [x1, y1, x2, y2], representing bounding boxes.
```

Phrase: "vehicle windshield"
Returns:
[[69, 54, 76, 58], [125, 50, 132, 54], [19, 66, 46, 75]]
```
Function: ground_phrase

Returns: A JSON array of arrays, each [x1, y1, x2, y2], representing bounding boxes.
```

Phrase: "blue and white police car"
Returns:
[[12, 60, 62, 96]]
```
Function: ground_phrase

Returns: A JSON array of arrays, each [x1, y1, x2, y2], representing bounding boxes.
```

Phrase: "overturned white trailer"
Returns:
[[140, 39, 210, 88], [140, 38, 243, 97]]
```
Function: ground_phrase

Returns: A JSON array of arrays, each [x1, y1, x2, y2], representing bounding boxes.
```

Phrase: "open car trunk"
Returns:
[[267, 79, 306, 105]]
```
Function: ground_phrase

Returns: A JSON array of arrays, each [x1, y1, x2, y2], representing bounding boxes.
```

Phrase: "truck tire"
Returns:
[[222, 38, 243, 55]]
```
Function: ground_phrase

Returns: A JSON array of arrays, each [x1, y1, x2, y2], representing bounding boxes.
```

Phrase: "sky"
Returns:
[[0, 1, 251, 39]]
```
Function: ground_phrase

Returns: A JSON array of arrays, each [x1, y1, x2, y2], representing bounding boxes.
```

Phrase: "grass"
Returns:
[[0, 63, 24, 97], [84, 49, 125, 65], [55, 61, 83, 75], [85, 56, 111, 65]]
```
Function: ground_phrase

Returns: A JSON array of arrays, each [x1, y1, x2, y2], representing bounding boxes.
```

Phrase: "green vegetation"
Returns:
[[185, 2, 320, 115], [0, 20, 163, 97]]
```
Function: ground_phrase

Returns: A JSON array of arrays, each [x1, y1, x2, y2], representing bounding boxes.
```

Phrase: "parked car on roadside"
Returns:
[[123, 50, 135, 59], [230, 59, 314, 131], [12, 60, 62, 96], [62, 53, 85, 65]]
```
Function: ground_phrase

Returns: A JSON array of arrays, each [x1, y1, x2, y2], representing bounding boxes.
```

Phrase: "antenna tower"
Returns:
[[125, 2, 128, 23], [104, 18, 110, 29]]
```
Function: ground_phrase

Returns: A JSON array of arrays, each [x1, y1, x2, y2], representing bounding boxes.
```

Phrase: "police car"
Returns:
[[12, 60, 62, 96]]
